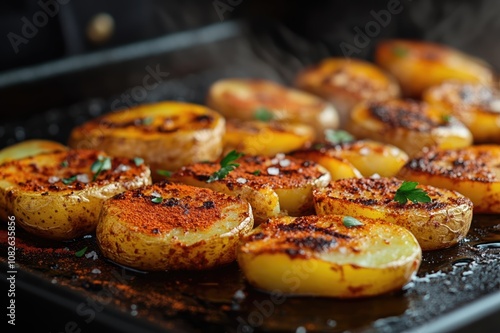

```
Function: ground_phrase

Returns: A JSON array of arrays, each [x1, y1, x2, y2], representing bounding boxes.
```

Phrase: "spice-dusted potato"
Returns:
[[223, 119, 314, 156], [68, 101, 225, 179], [97, 182, 253, 271], [423, 81, 500, 143], [237, 215, 421, 298], [206, 78, 339, 138], [313, 177, 473, 251], [294, 57, 401, 127], [397, 145, 500, 214], [0, 139, 67, 164], [375, 39, 494, 98], [0, 149, 151, 240], [346, 99, 473, 157], [170, 153, 331, 223], [292, 139, 408, 178]]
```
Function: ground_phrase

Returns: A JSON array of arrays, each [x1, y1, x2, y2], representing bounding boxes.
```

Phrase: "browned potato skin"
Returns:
[[313, 177, 473, 251], [0, 149, 151, 240], [206, 78, 339, 137], [375, 39, 494, 98], [294, 57, 401, 127], [423, 81, 500, 143], [346, 99, 473, 157], [396, 145, 500, 214], [97, 182, 253, 271]]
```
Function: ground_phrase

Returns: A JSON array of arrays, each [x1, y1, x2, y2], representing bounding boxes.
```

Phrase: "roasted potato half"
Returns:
[[0, 139, 67, 164], [223, 119, 314, 156], [97, 182, 253, 271], [423, 81, 500, 143], [170, 153, 331, 223], [237, 215, 421, 298], [292, 139, 408, 178], [313, 177, 473, 251], [375, 39, 494, 98], [396, 145, 500, 214], [0, 149, 151, 240], [68, 101, 225, 179], [294, 57, 401, 127], [346, 99, 473, 157], [206, 78, 339, 137]]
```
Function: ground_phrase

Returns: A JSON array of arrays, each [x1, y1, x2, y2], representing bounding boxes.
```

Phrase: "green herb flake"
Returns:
[[157, 170, 172, 177], [142, 117, 154, 125], [325, 129, 355, 144], [91, 156, 112, 181], [60, 160, 69, 168], [394, 181, 431, 204], [342, 216, 364, 228], [62, 175, 77, 185], [151, 196, 163, 204], [442, 114, 452, 123], [133, 157, 144, 166], [75, 246, 88, 258], [253, 107, 274, 122], [251, 170, 261, 176], [393, 45, 409, 58], [207, 150, 244, 183]]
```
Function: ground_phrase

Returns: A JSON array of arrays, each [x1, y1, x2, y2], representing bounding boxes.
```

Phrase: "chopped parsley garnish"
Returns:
[[151, 196, 163, 204], [253, 107, 274, 122], [394, 181, 431, 204], [75, 246, 88, 258], [393, 45, 409, 58], [325, 129, 355, 144], [91, 156, 112, 181], [207, 150, 244, 183], [251, 170, 261, 176], [141, 117, 154, 125], [342, 216, 363, 227], [157, 170, 172, 177], [62, 175, 77, 185], [60, 160, 69, 168], [133, 157, 144, 166], [441, 114, 452, 123]]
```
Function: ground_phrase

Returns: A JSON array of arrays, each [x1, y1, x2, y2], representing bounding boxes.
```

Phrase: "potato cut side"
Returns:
[[375, 39, 494, 98], [223, 119, 314, 156], [0, 139, 67, 164], [294, 57, 401, 127], [396, 145, 500, 214], [423, 81, 500, 143], [313, 177, 473, 251], [206, 78, 339, 137], [97, 182, 253, 271], [0, 149, 151, 240], [170, 154, 331, 223], [67, 101, 225, 180], [346, 99, 473, 157], [237, 215, 421, 298]]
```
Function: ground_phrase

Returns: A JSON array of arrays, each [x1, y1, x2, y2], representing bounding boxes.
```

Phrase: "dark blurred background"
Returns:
[[0, 0, 500, 144]]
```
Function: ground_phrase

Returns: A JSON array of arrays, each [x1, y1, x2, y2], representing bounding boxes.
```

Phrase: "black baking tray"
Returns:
[[1, 19, 500, 333]]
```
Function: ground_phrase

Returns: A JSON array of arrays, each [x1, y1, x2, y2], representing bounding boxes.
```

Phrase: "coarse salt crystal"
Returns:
[[76, 174, 89, 183], [236, 177, 247, 184], [279, 159, 291, 167], [91, 268, 101, 274], [275, 153, 285, 159], [267, 167, 280, 175], [115, 164, 131, 172], [85, 251, 98, 260], [48, 176, 60, 184]]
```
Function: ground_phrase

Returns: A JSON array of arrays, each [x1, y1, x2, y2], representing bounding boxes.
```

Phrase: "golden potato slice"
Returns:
[[294, 57, 401, 127], [313, 177, 473, 251], [237, 215, 421, 298], [0, 139, 68, 164], [346, 99, 473, 157], [67, 101, 225, 179], [206, 78, 339, 137], [97, 182, 253, 271], [0, 149, 151, 240], [423, 81, 500, 143], [170, 153, 331, 223], [396, 145, 500, 214], [375, 39, 494, 98], [223, 119, 314, 156]]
